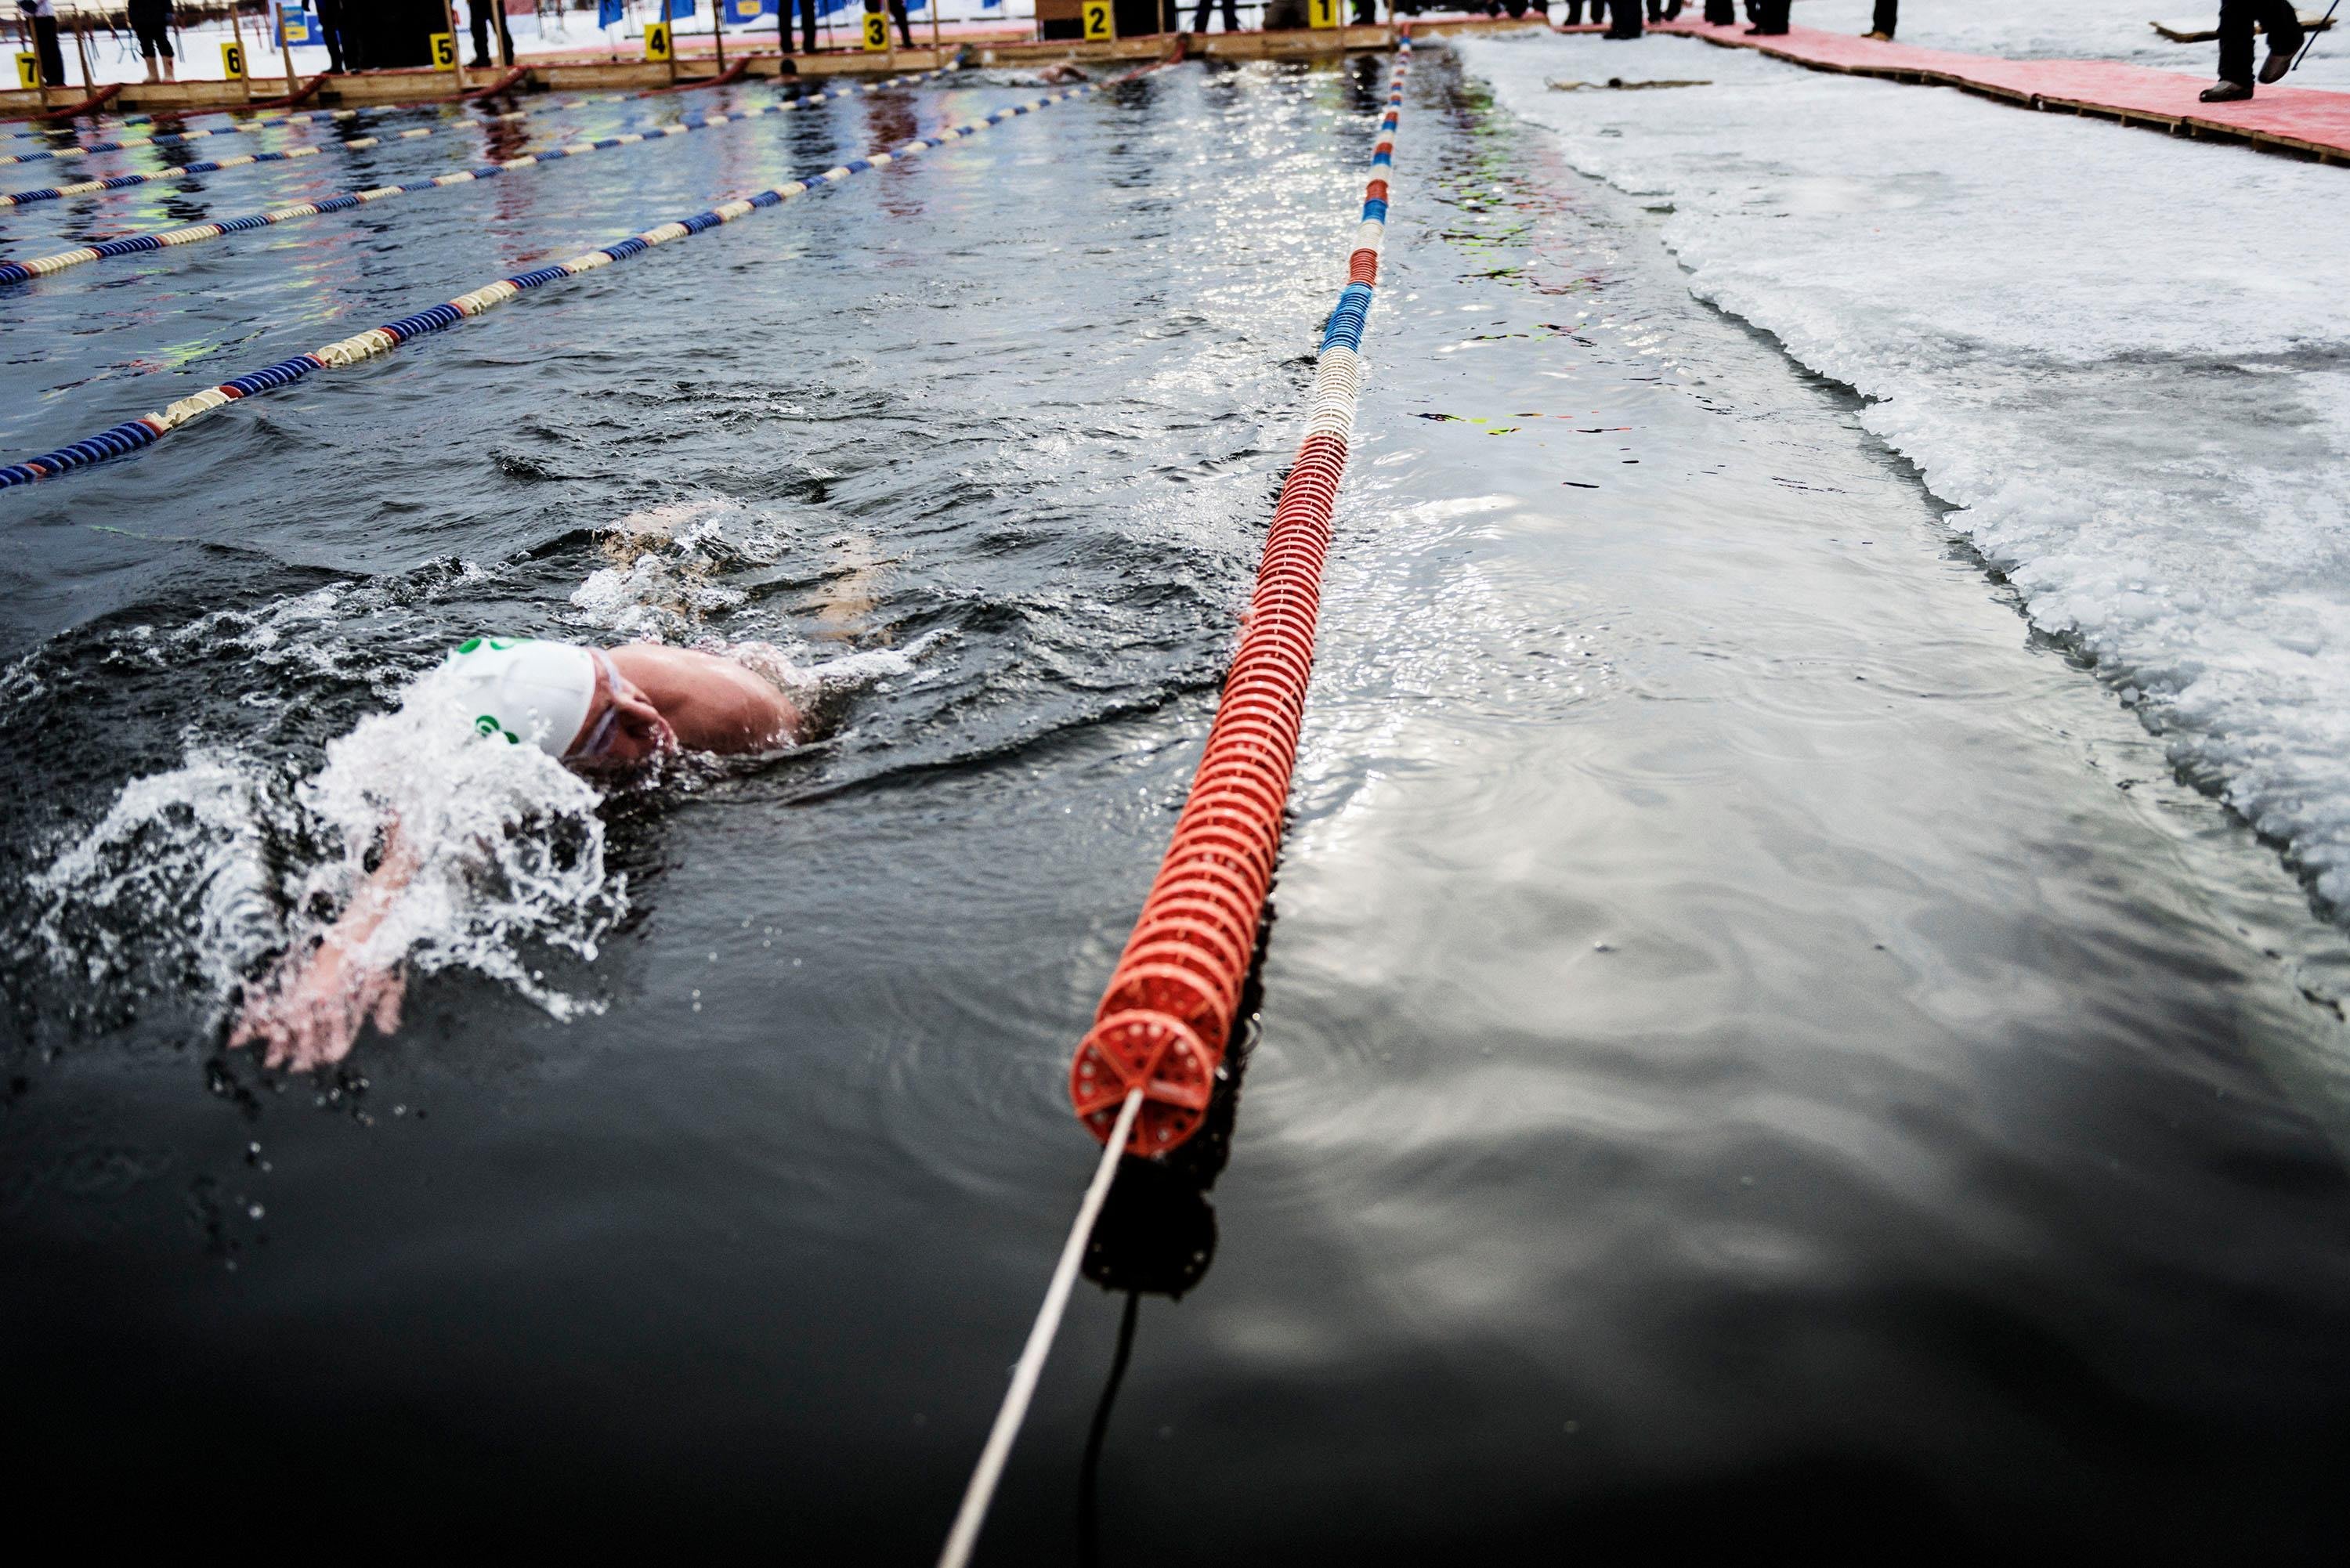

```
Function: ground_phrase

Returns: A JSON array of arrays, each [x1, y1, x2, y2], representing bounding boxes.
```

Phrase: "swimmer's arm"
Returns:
[[229, 821, 416, 1071]]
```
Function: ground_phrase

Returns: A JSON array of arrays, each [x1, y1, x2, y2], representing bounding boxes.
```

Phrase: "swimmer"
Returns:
[[1032, 62, 1089, 85], [226, 636, 804, 1071]]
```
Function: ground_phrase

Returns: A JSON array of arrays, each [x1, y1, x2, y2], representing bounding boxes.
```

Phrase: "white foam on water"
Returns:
[[29, 752, 280, 1005], [1458, 29, 2350, 912], [296, 662, 623, 1017]]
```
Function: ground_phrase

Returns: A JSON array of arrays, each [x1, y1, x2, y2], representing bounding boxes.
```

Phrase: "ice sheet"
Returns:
[[1459, 28, 2350, 912]]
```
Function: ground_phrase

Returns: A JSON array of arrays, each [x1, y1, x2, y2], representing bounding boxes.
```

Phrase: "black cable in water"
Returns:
[[1077, 1291, 1143, 1568]]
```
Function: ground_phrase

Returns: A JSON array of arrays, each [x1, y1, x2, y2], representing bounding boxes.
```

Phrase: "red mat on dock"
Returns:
[[1648, 17, 2350, 160]]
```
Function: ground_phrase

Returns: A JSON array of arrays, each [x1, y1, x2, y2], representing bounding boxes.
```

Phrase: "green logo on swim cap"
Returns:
[[475, 714, 520, 745], [456, 636, 526, 656]]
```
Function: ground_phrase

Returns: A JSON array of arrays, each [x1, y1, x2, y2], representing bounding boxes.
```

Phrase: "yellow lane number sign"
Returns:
[[862, 11, 889, 50], [221, 40, 247, 79], [428, 31, 456, 70], [13, 51, 37, 89], [1081, 0, 1114, 40], [1309, 0, 1339, 27], [645, 20, 672, 61]]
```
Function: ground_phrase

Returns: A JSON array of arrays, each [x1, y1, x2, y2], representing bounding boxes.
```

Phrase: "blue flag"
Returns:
[[598, 0, 623, 26], [666, 0, 696, 16]]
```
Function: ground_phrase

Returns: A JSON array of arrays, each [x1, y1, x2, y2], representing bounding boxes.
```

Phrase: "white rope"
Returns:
[[938, 1087, 1144, 1568]]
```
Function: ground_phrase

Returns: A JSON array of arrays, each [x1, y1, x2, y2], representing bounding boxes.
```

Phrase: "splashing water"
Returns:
[[27, 661, 624, 1041], [21, 612, 938, 1046]]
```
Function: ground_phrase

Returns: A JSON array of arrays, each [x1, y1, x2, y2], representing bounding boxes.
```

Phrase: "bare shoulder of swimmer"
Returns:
[[605, 643, 804, 756]]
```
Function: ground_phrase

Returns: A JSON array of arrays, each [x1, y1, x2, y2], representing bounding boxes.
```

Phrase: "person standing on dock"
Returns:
[[1864, 0, 1894, 40], [2201, 0, 2305, 100], [128, 0, 177, 82], [1189, 0, 1239, 33], [313, 0, 351, 73], [468, 0, 515, 70], [1744, 0, 1788, 35], [14, 0, 63, 88]]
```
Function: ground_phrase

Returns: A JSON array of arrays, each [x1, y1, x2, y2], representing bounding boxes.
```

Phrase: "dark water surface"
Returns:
[[5, 45, 2350, 1561]]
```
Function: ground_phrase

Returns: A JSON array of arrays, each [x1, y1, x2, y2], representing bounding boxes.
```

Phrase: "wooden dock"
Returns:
[[0, 18, 1537, 120], [1648, 16, 2350, 166]]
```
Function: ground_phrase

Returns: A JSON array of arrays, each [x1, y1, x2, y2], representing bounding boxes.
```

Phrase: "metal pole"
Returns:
[[71, 13, 95, 93], [713, 0, 726, 70], [439, 0, 468, 89], [277, 2, 299, 92], [230, 1, 255, 100]]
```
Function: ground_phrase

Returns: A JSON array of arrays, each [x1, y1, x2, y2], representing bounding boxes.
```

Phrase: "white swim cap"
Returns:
[[438, 637, 598, 759]]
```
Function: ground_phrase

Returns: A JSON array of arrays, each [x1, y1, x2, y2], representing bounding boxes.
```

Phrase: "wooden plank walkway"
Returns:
[[1643, 16, 2350, 164], [0, 20, 1543, 119]]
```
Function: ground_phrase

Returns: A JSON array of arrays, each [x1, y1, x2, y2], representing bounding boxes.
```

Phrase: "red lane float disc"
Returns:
[[1072, 1008, 1216, 1154]]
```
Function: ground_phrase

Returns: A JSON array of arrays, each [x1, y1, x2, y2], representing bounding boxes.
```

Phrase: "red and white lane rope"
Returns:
[[1065, 38, 1408, 1159], [936, 34, 1410, 1568]]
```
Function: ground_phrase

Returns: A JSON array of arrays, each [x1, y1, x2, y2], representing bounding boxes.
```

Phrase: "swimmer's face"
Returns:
[[569, 653, 674, 772]]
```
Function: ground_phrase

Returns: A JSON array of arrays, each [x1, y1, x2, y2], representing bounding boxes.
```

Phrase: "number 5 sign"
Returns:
[[428, 31, 456, 69], [1080, 0, 1114, 39]]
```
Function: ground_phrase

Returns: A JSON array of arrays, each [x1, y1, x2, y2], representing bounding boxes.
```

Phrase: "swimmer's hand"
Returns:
[[229, 819, 417, 1071], [228, 941, 406, 1071]]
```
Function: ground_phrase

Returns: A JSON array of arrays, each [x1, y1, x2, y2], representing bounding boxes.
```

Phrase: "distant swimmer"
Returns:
[[226, 636, 805, 1072], [1032, 62, 1089, 85]]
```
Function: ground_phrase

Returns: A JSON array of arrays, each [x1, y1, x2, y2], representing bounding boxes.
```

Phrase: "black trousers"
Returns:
[[1191, 0, 1238, 27], [1353, 0, 1376, 22], [1703, 0, 1733, 23], [1748, 0, 1788, 34], [469, 0, 514, 67], [2218, 0, 2302, 83], [312, 0, 349, 71], [1607, 1, 1640, 35], [29, 14, 64, 85], [1871, 0, 1896, 34], [128, 0, 174, 59]]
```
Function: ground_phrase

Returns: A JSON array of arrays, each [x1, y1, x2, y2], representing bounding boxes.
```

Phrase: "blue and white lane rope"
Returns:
[[0, 81, 706, 165], [0, 70, 945, 215], [0, 114, 381, 166], [0, 69, 950, 287], [0, 85, 1102, 491], [0, 102, 381, 145]]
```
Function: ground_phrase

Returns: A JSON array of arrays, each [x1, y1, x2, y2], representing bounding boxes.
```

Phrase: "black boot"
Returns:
[[2200, 78, 2254, 101], [2261, 27, 2303, 82]]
